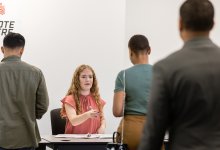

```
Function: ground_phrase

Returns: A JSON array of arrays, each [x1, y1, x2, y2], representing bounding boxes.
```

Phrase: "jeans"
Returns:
[[0, 147, 34, 150]]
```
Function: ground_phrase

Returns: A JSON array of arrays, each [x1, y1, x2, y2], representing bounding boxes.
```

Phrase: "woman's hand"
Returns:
[[86, 109, 99, 118]]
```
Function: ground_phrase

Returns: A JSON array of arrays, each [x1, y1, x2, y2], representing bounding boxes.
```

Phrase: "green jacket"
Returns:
[[0, 56, 49, 149]]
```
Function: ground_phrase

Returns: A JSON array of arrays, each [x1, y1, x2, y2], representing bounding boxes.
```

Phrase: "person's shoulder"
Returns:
[[63, 95, 74, 101], [154, 49, 182, 67], [126, 64, 152, 73], [116, 65, 139, 75], [121, 66, 135, 73], [61, 95, 75, 104], [21, 61, 43, 73], [116, 70, 125, 78]]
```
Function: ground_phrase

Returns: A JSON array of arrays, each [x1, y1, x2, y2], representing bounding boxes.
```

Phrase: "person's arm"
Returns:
[[138, 63, 170, 150], [65, 103, 99, 126], [97, 111, 106, 134], [113, 91, 125, 117], [36, 71, 49, 119], [113, 71, 125, 117]]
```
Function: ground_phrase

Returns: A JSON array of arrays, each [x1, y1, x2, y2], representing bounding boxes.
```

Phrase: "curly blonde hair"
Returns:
[[61, 64, 103, 118]]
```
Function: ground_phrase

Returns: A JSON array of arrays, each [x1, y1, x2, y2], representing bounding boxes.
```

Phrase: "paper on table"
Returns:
[[55, 134, 112, 139], [55, 134, 98, 138], [99, 134, 112, 139]]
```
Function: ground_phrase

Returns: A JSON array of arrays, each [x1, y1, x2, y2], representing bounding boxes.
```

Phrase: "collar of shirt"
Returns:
[[183, 36, 215, 50], [1, 55, 21, 62]]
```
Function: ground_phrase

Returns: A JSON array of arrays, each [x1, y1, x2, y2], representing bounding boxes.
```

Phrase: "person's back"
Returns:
[[138, 0, 220, 150], [0, 32, 49, 149], [113, 35, 152, 150], [117, 64, 152, 115], [161, 37, 220, 150]]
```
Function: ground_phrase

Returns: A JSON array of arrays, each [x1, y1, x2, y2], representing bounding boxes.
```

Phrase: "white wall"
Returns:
[[1, 0, 220, 136], [0, 0, 125, 134], [125, 0, 220, 66]]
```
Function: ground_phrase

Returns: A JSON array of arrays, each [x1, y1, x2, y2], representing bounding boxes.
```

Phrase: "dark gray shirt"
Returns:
[[139, 37, 220, 150], [0, 56, 49, 149]]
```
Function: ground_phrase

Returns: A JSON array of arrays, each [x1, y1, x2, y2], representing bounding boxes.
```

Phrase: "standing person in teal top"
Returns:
[[113, 34, 152, 150]]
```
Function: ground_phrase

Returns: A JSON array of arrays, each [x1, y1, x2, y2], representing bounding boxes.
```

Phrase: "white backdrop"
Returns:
[[0, 0, 125, 134], [0, 0, 220, 135], [125, 0, 220, 67]]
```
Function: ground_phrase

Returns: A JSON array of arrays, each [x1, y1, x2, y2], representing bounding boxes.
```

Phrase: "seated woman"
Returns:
[[60, 64, 106, 134]]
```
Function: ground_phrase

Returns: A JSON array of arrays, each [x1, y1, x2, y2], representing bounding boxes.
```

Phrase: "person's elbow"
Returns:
[[36, 101, 49, 119], [69, 118, 81, 126], [113, 109, 123, 117], [70, 121, 78, 126], [36, 107, 48, 119]]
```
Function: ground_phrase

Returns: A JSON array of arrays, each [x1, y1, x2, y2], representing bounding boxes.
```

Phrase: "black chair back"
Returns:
[[50, 108, 66, 135]]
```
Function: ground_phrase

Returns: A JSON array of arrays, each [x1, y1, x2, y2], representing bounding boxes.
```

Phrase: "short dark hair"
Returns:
[[3, 32, 25, 49], [128, 34, 150, 54], [180, 0, 214, 31]]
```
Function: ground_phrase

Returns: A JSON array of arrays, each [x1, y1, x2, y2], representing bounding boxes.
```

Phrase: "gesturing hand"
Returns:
[[86, 109, 99, 118]]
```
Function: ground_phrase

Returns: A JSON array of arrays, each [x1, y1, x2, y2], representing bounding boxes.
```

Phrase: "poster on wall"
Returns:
[[0, 1, 22, 58], [0, 1, 21, 43], [0, 3, 15, 36]]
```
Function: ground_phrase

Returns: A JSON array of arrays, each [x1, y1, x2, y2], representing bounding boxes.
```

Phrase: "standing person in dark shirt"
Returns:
[[139, 0, 220, 150], [0, 32, 49, 150]]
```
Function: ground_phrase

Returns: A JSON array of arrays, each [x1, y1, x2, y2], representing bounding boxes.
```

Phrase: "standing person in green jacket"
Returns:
[[113, 34, 152, 150], [0, 32, 49, 150]]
